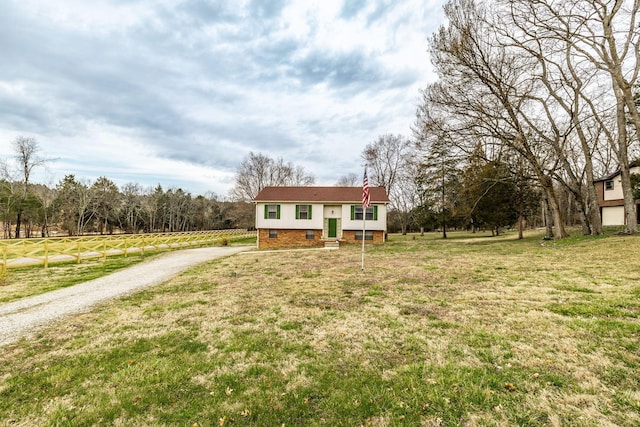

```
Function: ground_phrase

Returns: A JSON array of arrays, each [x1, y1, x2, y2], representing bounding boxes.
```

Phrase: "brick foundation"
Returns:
[[258, 228, 385, 249], [341, 230, 385, 243], [258, 229, 323, 249]]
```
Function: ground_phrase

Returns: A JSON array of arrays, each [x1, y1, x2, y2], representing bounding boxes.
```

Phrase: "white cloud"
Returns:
[[0, 0, 446, 196], [14, 0, 153, 33]]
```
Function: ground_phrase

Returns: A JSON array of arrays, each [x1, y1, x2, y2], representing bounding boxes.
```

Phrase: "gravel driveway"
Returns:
[[0, 246, 252, 346]]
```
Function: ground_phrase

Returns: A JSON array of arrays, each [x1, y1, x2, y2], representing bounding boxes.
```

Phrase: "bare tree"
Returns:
[[0, 160, 17, 238], [164, 188, 195, 232], [32, 183, 57, 237], [502, 0, 640, 234], [53, 175, 95, 235], [420, 0, 568, 238], [119, 183, 144, 233], [229, 152, 315, 201], [290, 164, 316, 187], [493, 4, 603, 234], [11, 136, 46, 238], [335, 173, 359, 186], [506, 0, 640, 232], [90, 177, 121, 234], [572, 0, 639, 233], [362, 135, 411, 199], [362, 134, 418, 234], [393, 157, 422, 234]]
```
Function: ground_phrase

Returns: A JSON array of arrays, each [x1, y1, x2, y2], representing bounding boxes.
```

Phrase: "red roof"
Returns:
[[253, 186, 390, 203]]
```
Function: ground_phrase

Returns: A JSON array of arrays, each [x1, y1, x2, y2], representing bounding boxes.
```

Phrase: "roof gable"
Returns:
[[253, 186, 390, 203], [594, 161, 640, 182]]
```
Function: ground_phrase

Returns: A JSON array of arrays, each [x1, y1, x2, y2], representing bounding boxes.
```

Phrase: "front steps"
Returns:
[[324, 240, 340, 249]]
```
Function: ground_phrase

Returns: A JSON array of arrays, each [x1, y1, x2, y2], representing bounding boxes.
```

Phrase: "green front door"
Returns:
[[328, 218, 337, 238]]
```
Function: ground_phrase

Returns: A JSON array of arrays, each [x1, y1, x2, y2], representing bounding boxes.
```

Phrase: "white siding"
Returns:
[[603, 178, 624, 201], [604, 165, 640, 201], [323, 205, 342, 218], [601, 206, 625, 226], [255, 202, 388, 232], [255, 203, 323, 229], [341, 204, 387, 231]]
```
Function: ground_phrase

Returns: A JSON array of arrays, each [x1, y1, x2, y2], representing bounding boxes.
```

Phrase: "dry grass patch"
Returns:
[[0, 255, 148, 303], [0, 230, 639, 425]]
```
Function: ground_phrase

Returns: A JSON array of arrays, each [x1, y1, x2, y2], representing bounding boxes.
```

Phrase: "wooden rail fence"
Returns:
[[0, 230, 256, 270]]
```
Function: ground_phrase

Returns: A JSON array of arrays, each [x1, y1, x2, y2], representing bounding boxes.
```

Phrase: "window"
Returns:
[[353, 206, 363, 220], [296, 204, 312, 220], [269, 229, 278, 238], [264, 204, 280, 219], [351, 206, 378, 221], [355, 230, 373, 241], [306, 230, 315, 239], [605, 180, 614, 190]]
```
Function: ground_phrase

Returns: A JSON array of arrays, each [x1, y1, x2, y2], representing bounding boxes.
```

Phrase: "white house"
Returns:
[[253, 186, 390, 249], [594, 162, 640, 226]]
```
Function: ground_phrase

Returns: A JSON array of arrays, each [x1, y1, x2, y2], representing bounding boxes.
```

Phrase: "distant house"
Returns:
[[253, 186, 390, 249], [594, 162, 640, 226]]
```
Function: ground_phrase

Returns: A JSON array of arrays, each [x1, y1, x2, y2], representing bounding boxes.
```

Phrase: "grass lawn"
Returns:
[[0, 256, 148, 303], [0, 238, 256, 303], [0, 230, 638, 426]]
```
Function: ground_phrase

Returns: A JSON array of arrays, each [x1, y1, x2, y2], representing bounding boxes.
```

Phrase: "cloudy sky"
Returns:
[[0, 0, 445, 197]]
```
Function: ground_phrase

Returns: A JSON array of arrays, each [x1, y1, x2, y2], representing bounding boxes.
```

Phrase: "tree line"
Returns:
[[343, 0, 640, 239], [350, 134, 546, 237], [1, 137, 254, 238], [412, 0, 640, 238], [225, 137, 545, 237]]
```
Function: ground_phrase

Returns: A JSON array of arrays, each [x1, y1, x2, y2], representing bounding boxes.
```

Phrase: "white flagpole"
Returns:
[[361, 207, 366, 271]]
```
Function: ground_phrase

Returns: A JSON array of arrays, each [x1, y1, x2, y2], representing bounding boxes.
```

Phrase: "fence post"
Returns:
[[77, 241, 81, 264], [1, 246, 6, 274], [44, 240, 49, 269], [103, 240, 106, 262]]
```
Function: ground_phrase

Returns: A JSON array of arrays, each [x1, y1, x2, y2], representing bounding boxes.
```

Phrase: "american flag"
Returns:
[[362, 169, 370, 208]]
